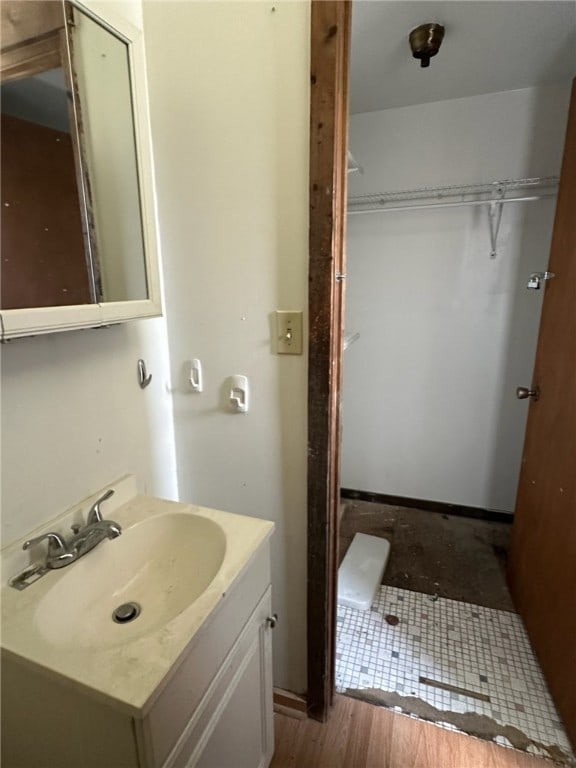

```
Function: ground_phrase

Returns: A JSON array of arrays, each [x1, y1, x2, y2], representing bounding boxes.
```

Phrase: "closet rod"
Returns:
[[347, 192, 556, 216]]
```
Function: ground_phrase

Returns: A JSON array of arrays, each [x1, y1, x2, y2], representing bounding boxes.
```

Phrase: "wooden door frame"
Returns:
[[307, 0, 352, 721]]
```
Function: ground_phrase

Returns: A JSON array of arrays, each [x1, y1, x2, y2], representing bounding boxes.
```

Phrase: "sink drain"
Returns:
[[112, 602, 141, 624]]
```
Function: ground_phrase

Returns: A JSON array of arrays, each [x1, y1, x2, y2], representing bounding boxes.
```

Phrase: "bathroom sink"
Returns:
[[1, 480, 274, 713], [33, 512, 227, 649]]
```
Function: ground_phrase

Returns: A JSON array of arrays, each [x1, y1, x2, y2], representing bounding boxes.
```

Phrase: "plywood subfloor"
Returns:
[[270, 695, 549, 768], [340, 500, 514, 611]]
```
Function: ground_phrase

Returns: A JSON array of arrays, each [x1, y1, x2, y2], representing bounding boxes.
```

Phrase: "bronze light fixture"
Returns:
[[409, 23, 445, 68]]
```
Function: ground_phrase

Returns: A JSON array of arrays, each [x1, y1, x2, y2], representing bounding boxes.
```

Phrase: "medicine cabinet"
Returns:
[[0, 0, 163, 340]]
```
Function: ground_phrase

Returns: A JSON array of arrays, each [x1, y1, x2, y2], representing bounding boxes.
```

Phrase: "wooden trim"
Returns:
[[0, 0, 64, 52], [1, 1, 65, 51], [273, 689, 307, 720], [307, 0, 351, 722], [0, 32, 62, 83], [0, 0, 65, 84], [341, 489, 514, 524]]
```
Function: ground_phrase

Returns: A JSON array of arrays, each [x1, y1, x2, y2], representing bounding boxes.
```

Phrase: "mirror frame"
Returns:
[[0, 0, 163, 341]]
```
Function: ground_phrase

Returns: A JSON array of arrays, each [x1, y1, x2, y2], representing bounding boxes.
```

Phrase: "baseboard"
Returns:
[[273, 688, 307, 719], [340, 488, 514, 524]]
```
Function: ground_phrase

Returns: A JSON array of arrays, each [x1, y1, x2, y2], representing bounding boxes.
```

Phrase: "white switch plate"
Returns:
[[276, 311, 303, 355]]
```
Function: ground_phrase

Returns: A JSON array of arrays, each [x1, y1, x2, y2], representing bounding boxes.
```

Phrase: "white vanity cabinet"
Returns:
[[138, 544, 275, 768], [170, 588, 274, 768], [2, 538, 275, 768]]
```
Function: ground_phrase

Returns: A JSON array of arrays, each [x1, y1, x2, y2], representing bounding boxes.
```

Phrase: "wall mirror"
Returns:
[[0, 0, 162, 340]]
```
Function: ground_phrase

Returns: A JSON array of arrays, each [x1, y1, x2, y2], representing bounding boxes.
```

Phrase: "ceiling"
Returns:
[[350, 1, 576, 114]]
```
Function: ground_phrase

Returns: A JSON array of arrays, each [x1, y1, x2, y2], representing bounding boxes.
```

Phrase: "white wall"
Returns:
[[1, 321, 178, 544], [143, 2, 310, 693], [1, 0, 178, 547], [343, 85, 571, 512]]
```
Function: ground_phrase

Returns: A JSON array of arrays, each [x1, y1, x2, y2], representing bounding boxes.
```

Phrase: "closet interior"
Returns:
[[335, 1, 576, 763]]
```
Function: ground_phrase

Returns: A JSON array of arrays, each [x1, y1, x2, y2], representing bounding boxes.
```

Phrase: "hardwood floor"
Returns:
[[270, 695, 549, 768]]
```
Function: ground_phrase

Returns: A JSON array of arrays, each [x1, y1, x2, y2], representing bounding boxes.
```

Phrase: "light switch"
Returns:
[[276, 311, 303, 355]]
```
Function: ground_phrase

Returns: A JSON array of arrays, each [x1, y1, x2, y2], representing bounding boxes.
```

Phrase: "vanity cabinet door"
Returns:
[[142, 546, 272, 768], [170, 588, 274, 768], [195, 588, 274, 768]]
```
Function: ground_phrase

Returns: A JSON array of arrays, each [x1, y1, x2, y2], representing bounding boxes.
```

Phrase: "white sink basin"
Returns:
[[34, 513, 226, 649], [1, 479, 274, 713]]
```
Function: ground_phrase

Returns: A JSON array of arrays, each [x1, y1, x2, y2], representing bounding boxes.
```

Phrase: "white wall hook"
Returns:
[[229, 375, 249, 413], [189, 359, 203, 392]]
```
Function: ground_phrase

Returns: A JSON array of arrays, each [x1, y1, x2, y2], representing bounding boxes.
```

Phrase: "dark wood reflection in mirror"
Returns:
[[0, 1, 94, 310], [1, 112, 92, 309]]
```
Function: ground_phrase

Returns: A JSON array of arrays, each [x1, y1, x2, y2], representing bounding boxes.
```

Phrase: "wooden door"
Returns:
[[508, 80, 576, 748]]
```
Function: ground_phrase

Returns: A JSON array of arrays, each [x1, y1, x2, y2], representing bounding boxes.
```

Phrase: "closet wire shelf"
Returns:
[[347, 176, 559, 257], [347, 176, 559, 215]]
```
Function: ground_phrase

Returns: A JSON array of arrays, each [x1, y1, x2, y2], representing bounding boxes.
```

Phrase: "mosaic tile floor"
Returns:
[[336, 585, 574, 764]]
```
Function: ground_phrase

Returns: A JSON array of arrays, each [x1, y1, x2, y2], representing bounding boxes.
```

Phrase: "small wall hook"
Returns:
[[137, 359, 152, 389], [189, 358, 203, 392], [228, 374, 249, 413]]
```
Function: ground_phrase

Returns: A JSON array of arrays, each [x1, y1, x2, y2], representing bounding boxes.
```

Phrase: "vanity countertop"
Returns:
[[1, 481, 274, 716]]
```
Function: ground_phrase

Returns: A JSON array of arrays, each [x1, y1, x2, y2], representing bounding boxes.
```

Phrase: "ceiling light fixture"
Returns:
[[408, 23, 445, 68]]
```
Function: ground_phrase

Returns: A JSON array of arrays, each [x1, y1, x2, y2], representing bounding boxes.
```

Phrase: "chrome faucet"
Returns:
[[67, 489, 122, 560], [86, 488, 115, 525], [23, 532, 75, 569], [9, 489, 122, 590], [67, 518, 121, 560]]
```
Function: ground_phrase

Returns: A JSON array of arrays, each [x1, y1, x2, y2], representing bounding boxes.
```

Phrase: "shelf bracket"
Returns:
[[488, 185, 506, 258]]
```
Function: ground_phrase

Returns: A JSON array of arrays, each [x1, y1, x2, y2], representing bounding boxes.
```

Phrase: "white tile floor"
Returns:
[[336, 585, 575, 764]]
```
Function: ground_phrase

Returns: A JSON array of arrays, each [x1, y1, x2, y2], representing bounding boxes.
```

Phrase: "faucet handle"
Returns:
[[23, 532, 67, 554], [87, 489, 115, 525]]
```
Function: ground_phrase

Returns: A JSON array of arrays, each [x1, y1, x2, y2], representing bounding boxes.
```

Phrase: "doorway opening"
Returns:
[[307, 1, 576, 764]]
